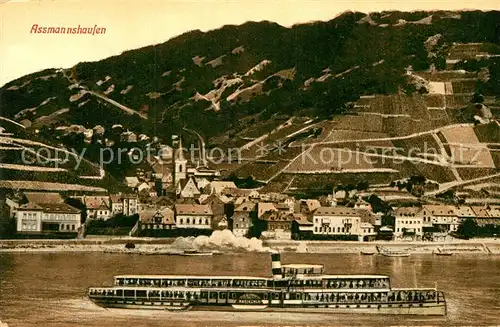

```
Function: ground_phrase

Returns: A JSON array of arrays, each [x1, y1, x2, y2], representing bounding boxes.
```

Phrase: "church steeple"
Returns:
[[173, 135, 187, 187]]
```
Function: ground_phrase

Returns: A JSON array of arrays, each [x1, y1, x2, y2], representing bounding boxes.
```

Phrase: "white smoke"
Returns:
[[169, 230, 271, 252], [0, 319, 9, 327], [296, 242, 308, 253]]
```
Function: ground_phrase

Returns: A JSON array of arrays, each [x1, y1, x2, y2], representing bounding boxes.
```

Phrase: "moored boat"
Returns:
[[377, 246, 410, 257], [88, 252, 446, 315], [180, 250, 214, 256], [434, 249, 453, 256]]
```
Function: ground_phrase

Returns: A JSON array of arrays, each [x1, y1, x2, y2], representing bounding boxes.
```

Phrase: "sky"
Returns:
[[1, 0, 499, 87]]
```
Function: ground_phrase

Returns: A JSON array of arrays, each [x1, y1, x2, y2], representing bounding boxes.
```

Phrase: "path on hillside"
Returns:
[[62, 70, 147, 120], [425, 172, 500, 196], [0, 116, 26, 129], [265, 144, 316, 184], [290, 123, 476, 147], [431, 132, 463, 182], [87, 90, 148, 119]]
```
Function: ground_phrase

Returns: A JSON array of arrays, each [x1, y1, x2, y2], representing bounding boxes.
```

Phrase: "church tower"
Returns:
[[172, 135, 187, 187]]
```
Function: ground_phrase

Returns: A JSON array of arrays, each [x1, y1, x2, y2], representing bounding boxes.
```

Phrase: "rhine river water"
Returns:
[[0, 252, 499, 327]]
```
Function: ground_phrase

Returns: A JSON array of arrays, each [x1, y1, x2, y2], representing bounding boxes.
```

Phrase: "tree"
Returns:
[[457, 218, 478, 239], [472, 92, 484, 104], [365, 194, 391, 214], [381, 214, 395, 227], [356, 181, 369, 191]]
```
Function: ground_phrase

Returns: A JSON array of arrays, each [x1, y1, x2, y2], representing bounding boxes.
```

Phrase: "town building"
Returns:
[[124, 176, 140, 190], [485, 206, 500, 226], [110, 194, 139, 216], [312, 206, 361, 239], [291, 216, 314, 240], [16, 201, 81, 234], [177, 176, 201, 198], [206, 181, 238, 195], [470, 205, 491, 226], [174, 204, 213, 230], [421, 205, 459, 232], [83, 196, 111, 220], [360, 222, 377, 241], [295, 199, 321, 215], [229, 201, 255, 237], [393, 207, 424, 240], [137, 207, 175, 236], [455, 205, 476, 221], [256, 202, 278, 219], [259, 211, 297, 239], [354, 198, 372, 211]]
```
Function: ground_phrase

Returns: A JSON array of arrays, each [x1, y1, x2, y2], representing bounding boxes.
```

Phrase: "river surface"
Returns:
[[0, 252, 499, 326]]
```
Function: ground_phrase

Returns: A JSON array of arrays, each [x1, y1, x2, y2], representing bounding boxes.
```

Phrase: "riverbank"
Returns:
[[264, 239, 500, 254], [1, 236, 500, 254]]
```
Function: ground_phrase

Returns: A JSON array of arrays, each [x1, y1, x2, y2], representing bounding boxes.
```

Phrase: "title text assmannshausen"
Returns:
[[30, 24, 106, 35]]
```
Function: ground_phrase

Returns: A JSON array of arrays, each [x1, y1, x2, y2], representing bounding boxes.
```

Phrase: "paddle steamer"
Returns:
[[88, 253, 446, 315]]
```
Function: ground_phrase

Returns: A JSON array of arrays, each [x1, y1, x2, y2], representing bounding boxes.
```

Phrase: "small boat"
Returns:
[[377, 246, 410, 257], [381, 251, 410, 257], [180, 250, 213, 256], [434, 250, 453, 256], [360, 250, 376, 255], [435, 252, 453, 256]]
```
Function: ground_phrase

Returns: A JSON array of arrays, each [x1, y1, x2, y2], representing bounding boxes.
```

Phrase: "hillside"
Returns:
[[1, 10, 499, 192]]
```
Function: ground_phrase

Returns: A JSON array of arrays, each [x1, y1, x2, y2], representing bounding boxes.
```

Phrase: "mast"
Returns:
[[271, 252, 283, 279]]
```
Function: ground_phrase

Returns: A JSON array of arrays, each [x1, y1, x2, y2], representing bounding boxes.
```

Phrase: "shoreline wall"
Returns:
[[1, 237, 500, 254]]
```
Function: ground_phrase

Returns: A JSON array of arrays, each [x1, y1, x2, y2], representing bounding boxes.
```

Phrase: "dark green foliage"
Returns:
[[457, 218, 479, 239], [364, 194, 391, 213], [381, 214, 396, 227], [224, 173, 265, 189], [85, 213, 139, 235], [0, 217, 16, 239]]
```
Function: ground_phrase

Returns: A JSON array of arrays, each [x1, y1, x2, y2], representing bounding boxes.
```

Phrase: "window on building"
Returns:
[[180, 218, 183, 224], [187, 218, 190, 224], [72, 225, 75, 230]]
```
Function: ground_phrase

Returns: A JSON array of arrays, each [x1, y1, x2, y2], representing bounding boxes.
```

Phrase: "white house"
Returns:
[[359, 222, 377, 241], [84, 196, 111, 220], [312, 206, 362, 236], [16, 202, 81, 233], [178, 177, 201, 198], [231, 201, 255, 237], [174, 204, 213, 229], [393, 207, 424, 240], [110, 194, 139, 216]]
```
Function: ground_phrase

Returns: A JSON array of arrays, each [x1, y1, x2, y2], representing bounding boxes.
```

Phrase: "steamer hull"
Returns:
[[89, 297, 446, 315], [88, 253, 447, 316]]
